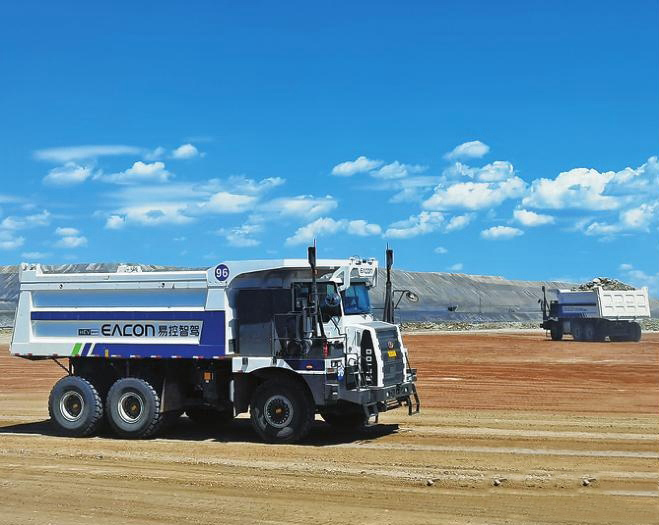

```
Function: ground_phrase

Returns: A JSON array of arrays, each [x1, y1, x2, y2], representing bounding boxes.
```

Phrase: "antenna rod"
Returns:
[[383, 245, 394, 323]]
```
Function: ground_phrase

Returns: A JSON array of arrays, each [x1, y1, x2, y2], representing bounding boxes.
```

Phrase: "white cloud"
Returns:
[[444, 213, 473, 232], [199, 176, 285, 195], [34, 145, 141, 163], [385, 211, 444, 239], [434, 246, 448, 254], [286, 217, 382, 245], [444, 140, 490, 160], [286, 217, 346, 245], [217, 224, 262, 247], [424, 176, 526, 211], [618, 263, 658, 294], [54, 227, 87, 248], [605, 156, 658, 196], [55, 227, 79, 236], [0, 232, 24, 250], [21, 251, 50, 259], [105, 215, 126, 230], [109, 204, 193, 227], [258, 195, 338, 220], [480, 225, 524, 240], [171, 143, 200, 159], [331, 156, 383, 176], [386, 175, 442, 203], [99, 176, 282, 229], [523, 167, 620, 210], [56, 236, 87, 248], [448, 263, 464, 271], [346, 220, 382, 236], [43, 162, 92, 186], [1, 210, 51, 230], [513, 208, 555, 227], [584, 202, 658, 237], [98, 161, 172, 184], [192, 192, 258, 214], [371, 161, 427, 180], [144, 146, 166, 161]]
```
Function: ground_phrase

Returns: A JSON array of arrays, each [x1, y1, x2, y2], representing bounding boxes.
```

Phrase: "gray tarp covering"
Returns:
[[0, 264, 656, 326]]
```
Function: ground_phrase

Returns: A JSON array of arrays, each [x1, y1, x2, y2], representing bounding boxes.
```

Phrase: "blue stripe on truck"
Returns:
[[31, 310, 226, 358]]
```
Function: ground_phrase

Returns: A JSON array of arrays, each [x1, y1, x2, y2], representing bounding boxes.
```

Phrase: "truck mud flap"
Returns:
[[362, 384, 421, 425], [404, 383, 421, 416]]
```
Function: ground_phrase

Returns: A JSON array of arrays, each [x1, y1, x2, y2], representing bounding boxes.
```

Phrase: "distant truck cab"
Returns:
[[540, 285, 649, 342], [10, 246, 419, 443]]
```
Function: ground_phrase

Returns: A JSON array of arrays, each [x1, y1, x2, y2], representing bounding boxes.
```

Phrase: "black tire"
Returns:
[[593, 322, 607, 342], [106, 378, 165, 439], [549, 322, 563, 341], [630, 322, 642, 342], [48, 376, 103, 437], [185, 407, 234, 426], [571, 321, 584, 341], [583, 322, 596, 342], [320, 408, 367, 430], [249, 380, 314, 444]]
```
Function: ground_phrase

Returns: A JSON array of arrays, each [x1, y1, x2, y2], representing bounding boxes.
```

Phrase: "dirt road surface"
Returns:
[[1, 332, 657, 524]]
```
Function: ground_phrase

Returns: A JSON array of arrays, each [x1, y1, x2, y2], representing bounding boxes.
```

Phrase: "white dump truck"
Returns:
[[10, 246, 419, 443], [540, 285, 650, 342]]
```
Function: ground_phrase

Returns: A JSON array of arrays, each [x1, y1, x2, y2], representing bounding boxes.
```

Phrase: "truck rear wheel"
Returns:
[[549, 322, 563, 341], [571, 321, 584, 342], [48, 376, 104, 437], [583, 322, 596, 342], [106, 378, 165, 439], [249, 380, 314, 444], [630, 322, 642, 342]]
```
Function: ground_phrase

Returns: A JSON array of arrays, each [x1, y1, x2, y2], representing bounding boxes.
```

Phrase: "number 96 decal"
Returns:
[[214, 264, 230, 281]]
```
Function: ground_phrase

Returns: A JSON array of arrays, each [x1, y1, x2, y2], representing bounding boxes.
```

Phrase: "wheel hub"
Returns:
[[264, 395, 294, 428], [118, 392, 145, 424], [60, 391, 84, 422]]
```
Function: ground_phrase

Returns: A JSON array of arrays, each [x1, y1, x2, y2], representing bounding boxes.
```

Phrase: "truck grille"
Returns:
[[375, 328, 404, 386]]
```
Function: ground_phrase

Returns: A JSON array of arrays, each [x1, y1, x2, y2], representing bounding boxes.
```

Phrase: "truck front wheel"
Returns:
[[106, 378, 165, 439], [48, 376, 103, 437], [549, 322, 563, 341], [250, 380, 314, 444]]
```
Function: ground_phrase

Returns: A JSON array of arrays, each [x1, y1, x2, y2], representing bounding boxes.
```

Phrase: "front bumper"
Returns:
[[325, 379, 420, 420]]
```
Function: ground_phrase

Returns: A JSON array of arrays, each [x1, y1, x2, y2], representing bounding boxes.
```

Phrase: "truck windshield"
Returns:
[[341, 283, 371, 315]]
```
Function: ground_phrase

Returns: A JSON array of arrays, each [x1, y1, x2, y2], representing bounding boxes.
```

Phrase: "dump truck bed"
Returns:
[[556, 287, 650, 320]]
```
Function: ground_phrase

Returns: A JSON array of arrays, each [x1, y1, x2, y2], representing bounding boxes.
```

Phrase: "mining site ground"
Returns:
[[0, 331, 657, 525]]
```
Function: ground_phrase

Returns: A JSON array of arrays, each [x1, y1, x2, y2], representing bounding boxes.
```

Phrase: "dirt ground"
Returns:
[[0, 331, 657, 524]]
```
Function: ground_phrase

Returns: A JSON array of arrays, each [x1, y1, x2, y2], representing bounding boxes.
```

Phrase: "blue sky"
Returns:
[[0, 1, 657, 291]]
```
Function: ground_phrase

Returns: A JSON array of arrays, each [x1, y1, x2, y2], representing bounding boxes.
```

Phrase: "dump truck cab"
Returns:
[[219, 255, 419, 425]]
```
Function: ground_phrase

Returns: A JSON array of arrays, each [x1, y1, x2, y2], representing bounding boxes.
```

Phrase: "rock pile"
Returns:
[[400, 321, 541, 332], [573, 277, 635, 291]]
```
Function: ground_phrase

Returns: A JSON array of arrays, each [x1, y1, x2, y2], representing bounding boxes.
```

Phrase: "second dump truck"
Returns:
[[10, 247, 419, 443], [540, 285, 649, 342]]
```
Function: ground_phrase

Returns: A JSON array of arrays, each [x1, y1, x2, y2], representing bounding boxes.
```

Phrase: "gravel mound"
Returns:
[[573, 277, 635, 291]]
